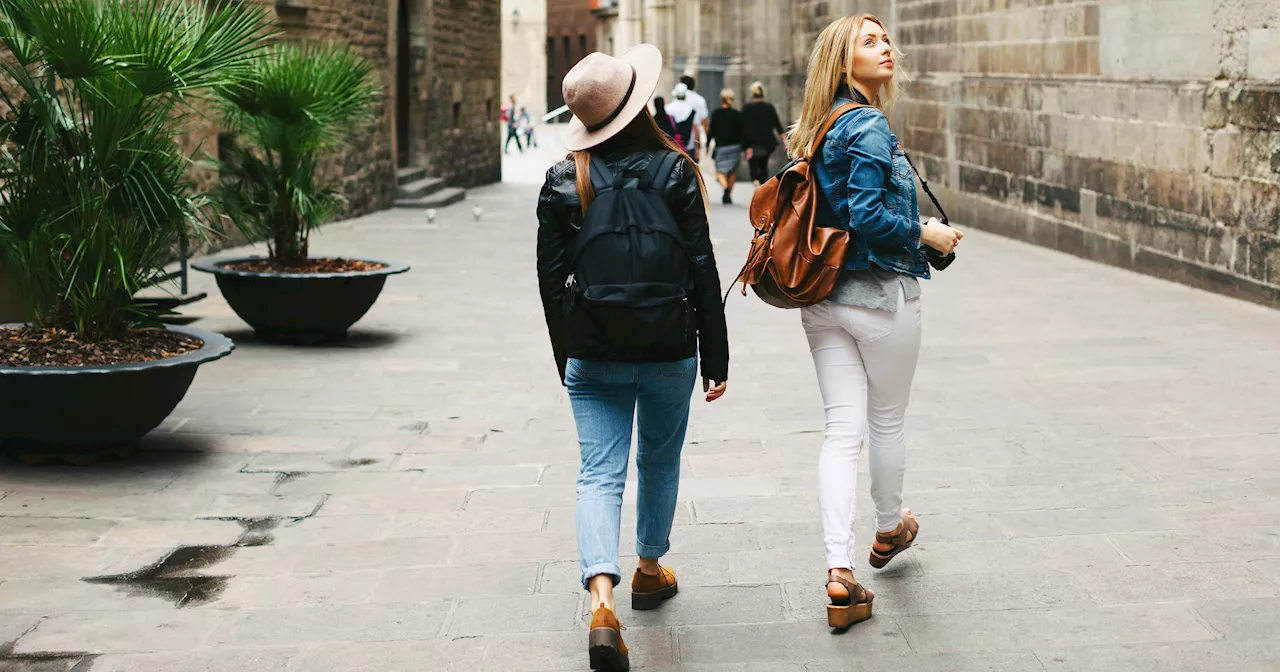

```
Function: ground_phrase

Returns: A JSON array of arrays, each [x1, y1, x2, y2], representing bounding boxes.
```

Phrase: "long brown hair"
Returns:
[[573, 109, 709, 215], [786, 14, 909, 158]]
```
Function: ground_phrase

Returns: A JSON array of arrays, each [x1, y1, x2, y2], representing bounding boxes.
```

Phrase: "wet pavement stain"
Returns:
[[80, 518, 283, 608], [233, 517, 280, 547], [337, 458, 378, 468], [82, 545, 234, 607], [0, 639, 95, 672]]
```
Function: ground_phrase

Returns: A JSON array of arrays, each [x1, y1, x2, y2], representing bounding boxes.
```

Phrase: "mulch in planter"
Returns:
[[0, 327, 203, 367], [222, 258, 387, 274]]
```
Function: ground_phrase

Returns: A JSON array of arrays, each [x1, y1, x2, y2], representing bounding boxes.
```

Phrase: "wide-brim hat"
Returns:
[[561, 44, 662, 152]]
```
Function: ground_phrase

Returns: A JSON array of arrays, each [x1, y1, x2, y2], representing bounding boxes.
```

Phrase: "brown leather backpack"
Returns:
[[737, 102, 865, 308]]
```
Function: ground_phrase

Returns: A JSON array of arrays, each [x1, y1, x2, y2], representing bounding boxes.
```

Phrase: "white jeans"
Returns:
[[801, 287, 922, 570]]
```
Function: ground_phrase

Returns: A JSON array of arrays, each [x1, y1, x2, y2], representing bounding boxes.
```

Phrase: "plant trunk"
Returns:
[[271, 199, 307, 267]]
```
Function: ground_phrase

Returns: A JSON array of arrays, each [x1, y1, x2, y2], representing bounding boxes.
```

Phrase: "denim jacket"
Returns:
[[812, 85, 930, 278]]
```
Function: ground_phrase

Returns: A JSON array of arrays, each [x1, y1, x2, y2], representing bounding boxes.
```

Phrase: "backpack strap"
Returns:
[[643, 151, 681, 192], [805, 102, 868, 159], [589, 155, 616, 193]]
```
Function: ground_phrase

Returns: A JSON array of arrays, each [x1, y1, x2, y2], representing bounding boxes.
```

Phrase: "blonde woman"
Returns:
[[707, 88, 745, 204], [787, 15, 962, 628]]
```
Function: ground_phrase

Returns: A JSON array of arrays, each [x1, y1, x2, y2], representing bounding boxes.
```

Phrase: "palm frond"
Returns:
[[0, 0, 272, 340], [209, 40, 380, 265]]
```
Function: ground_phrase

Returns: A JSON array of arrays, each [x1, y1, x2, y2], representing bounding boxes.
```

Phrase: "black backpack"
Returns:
[[564, 151, 693, 358], [671, 109, 696, 151]]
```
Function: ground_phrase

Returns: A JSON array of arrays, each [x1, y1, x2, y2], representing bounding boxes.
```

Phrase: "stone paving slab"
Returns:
[[1, 140, 1279, 670]]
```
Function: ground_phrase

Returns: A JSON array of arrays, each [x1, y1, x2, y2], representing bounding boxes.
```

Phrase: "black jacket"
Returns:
[[536, 147, 730, 384], [742, 100, 785, 154], [708, 107, 746, 150]]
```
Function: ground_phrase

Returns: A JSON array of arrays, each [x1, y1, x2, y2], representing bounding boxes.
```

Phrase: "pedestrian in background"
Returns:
[[708, 88, 746, 204], [652, 96, 676, 139], [519, 106, 538, 148], [679, 74, 710, 160], [665, 84, 700, 156], [503, 94, 523, 154], [786, 14, 962, 630], [743, 80, 786, 186], [537, 45, 729, 671]]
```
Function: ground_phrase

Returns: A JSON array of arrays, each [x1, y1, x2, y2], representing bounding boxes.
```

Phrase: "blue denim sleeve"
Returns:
[[842, 112, 922, 249]]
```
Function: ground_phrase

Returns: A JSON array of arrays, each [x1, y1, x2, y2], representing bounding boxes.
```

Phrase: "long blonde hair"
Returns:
[[785, 15, 908, 158], [573, 109, 709, 215]]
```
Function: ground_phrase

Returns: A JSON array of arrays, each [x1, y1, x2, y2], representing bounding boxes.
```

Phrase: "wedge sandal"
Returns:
[[826, 573, 874, 629], [869, 510, 919, 569]]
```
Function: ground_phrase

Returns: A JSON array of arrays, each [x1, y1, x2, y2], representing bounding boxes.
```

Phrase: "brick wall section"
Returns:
[[419, 0, 503, 186], [180, 0, 500, 255], [893, 0, 1280, 307], [182, 1, 398, 225]]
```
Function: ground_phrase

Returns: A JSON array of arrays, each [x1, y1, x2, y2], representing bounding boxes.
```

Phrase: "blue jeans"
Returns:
[[567, 357, 697, 590]]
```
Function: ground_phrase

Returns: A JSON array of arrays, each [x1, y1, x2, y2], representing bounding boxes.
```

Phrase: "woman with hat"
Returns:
[[536, 45, 730, 671]]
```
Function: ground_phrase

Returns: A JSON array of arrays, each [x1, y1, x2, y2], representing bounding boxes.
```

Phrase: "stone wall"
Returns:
[[890, 0, 1280, 307], [416, 0, 503, 185], [184, 0, 398, 223]]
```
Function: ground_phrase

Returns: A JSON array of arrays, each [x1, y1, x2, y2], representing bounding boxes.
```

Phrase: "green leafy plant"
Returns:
[[211, 42, 379, 268], [0, 0, 274, 341]]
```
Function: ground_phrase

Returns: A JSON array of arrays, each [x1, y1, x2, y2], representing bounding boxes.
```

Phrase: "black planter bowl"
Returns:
[[0, 324, 234, 464], [191, 257, 410, 344]]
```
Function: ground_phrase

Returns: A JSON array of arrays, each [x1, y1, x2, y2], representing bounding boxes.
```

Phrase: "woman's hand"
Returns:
[[921, 218, 963, 256], [703, 378, 727, 402]]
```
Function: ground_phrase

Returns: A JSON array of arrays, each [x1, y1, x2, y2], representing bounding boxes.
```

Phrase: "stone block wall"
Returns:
[[183, 0, 399, 223], [418, 0, 503, 186], [889, 0, 1280, 307]]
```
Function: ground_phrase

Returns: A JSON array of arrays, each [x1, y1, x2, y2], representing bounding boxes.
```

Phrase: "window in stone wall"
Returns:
[[453, 101, 461, 128], [580, 35, 587, 60], [563, 36, 571, 66], [486, 99, 493, 120]]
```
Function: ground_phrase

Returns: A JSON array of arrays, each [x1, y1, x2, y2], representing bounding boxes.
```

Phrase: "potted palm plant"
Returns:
[[0, 0, 272, 461], [194, 42, 408, 344]]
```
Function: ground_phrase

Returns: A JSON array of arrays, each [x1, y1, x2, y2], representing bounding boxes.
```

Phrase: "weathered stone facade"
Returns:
[[548, 0, 599, 114], [409, 0, 504, 186], [887, 0, 1280, 307], [186, 0, 501, 224], [598, 0, 1279, 307]]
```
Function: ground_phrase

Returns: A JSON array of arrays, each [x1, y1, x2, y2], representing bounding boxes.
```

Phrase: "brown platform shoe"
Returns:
[[631, 565, 678, 611], [588, 606, 629, 672]]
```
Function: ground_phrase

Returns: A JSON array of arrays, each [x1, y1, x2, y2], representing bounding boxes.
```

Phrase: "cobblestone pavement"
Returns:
[[2, 134, 1280, 671]]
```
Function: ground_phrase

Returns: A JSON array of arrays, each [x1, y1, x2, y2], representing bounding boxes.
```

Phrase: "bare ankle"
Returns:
[[588, 575, 616, 612]]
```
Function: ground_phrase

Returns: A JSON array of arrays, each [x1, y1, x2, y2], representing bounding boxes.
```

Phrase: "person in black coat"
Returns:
[[652, 96, 676, 139], [742, 81, 786, 186], [536, 45, 729, 672], [708, 89, 747, 204]]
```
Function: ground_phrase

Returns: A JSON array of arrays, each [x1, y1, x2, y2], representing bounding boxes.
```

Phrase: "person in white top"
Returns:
[[679, 75, 710, 158], [664, 84, 700, 155]]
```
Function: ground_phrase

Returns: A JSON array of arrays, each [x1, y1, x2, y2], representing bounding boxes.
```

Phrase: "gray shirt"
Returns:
[[826, 266, 920, 312]]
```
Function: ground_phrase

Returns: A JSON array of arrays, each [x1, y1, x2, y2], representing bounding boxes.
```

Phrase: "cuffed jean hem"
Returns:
[[581, 562, 622, 591], [636, 541, 670, 559]]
